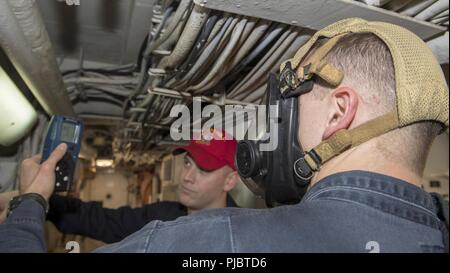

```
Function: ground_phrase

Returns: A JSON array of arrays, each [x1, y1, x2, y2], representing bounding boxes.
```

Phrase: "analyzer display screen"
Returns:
[[60, 122, 77, 143]]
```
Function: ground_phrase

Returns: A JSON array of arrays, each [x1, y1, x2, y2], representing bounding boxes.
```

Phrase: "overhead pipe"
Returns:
[[233, 27, 299, 101], [158, 11, 190, 51], [383, 0, 414, 12], [226, 23, 286, 96], [414, 0, 449, 21], [0, 0, 74, 116], [194, 17, 259, 91], [126, 3, 202, 123], [227, 20, 270, 73], [158, 4, 210, 70], [232, 26, 311, 100], [205, 14, 229, 46], [187, 16, 240, 87], [171, 13, 220, 82], [148, 87, 255, 106], [170, 16, 236, 89], [187, 18, 248, 93], [400, 0, 439, 17], [144, 0, 193, 57], [427, 31, 449, 64]]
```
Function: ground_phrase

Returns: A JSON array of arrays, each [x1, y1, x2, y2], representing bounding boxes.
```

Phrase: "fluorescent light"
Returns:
[[0, 66, 37, 146], [96, 159, 114, 168]]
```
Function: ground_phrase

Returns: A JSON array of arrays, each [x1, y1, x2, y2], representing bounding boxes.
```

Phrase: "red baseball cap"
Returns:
[[172, 130, 237, 171]]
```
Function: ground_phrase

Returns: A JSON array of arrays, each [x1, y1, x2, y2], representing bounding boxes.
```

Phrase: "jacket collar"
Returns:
[[302, 170, 441, 229]]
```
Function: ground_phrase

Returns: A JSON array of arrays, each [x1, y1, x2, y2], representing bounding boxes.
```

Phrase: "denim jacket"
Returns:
[[0, 171, 447, 253]]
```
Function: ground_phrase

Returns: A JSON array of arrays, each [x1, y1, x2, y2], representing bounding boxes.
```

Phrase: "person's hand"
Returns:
[[19, 143, 68, 202]]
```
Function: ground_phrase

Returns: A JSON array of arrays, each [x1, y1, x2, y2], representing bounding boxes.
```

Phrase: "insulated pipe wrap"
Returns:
[[158, 4, 210, 70]]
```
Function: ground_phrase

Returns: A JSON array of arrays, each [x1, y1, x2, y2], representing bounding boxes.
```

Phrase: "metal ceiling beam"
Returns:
[[194, 0, 446, 40]]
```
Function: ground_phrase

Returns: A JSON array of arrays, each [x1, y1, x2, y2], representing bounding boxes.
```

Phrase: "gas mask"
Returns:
[[235, 33, 353, 207], [235, 67, 315, 207]]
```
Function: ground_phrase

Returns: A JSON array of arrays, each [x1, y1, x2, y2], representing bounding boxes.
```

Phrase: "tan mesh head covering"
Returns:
[[279, 18, 449, 176]]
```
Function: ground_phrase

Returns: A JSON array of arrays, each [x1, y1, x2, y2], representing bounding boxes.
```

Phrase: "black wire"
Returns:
[[175, 12, 219, 79], [72, 95, 124, 107], [123, 5, 175, 118], [62, 68, 135, 76], [136, 34, 150, 72], [222, 23, 285, 93]]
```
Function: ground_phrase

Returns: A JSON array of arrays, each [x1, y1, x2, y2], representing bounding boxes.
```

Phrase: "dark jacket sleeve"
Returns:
[[47, 195, 187, 244], [0, 199, 47, 253]]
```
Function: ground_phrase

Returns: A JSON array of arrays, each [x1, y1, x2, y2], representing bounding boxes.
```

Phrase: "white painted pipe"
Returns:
[[145, 0, 192, 56], [383, 0, 414, 12], [414, 0, 449, 21], [427, 31, 449, 64], [187, 18, 248, 93], [158, 4, 209, 70], [232, 27, 296, 100], [400, 0, 438, 17], [171, 16, 237, 89]]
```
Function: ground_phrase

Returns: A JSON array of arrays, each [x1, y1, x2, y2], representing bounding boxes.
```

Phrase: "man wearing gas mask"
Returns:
[[0, 18, 448, 253]]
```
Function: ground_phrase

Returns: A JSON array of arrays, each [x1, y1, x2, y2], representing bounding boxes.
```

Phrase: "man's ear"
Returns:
[[223, 171, 239, 192], [323, 86, 359, 140]]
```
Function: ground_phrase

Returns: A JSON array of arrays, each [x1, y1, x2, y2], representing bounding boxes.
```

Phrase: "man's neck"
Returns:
[[310, 141, 422, 189], [187, 196, 227, 215], [187, 208, 197, 215]]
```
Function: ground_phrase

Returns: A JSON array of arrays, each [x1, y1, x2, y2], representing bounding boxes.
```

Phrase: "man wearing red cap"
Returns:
[[173, 129, 240, 214], [0, 130, 239, 244]]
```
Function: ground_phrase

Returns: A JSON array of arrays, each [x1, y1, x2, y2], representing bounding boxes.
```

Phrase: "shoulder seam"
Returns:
[[144, 220, 160, 252], [228, 215, 236, 253]]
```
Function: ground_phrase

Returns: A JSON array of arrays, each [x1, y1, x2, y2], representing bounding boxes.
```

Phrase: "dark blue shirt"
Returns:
[[47, 194, 237, 243]]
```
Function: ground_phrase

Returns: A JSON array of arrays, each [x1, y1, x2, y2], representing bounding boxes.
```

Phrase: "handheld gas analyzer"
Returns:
[[42, 115, 84, 192]]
